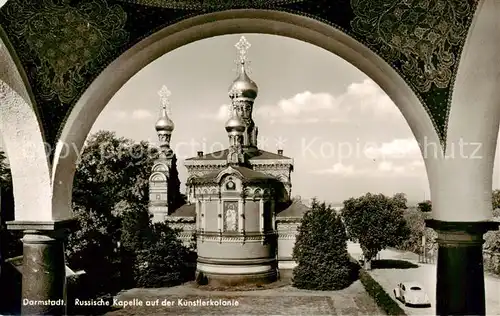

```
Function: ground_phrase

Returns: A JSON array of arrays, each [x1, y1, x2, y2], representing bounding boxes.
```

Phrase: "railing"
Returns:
[[418, 249, 436, 264]]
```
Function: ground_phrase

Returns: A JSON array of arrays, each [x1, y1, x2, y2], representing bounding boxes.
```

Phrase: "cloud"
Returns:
[[199, 104, 231, 121], [111, 110, 127, 119], [310, 162, 356, 176], [131, 109, 153, 119], [197, 78, 401, 123], [257, 91, 338, 118], [310, 159, 424, 178], [364, 138, 421, 160], [106, 109, 152, 120], [255, 78, 400, 124]]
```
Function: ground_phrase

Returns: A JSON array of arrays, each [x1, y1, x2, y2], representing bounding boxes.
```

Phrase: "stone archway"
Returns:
[[0, 1, 499, 315], [52, 9, 439, 224]]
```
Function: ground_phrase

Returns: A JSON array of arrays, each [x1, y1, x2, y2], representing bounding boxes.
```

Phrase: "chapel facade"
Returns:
[[148, 36, 309, 285]]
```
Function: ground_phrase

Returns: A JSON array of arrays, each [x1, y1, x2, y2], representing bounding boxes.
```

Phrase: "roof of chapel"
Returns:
[[185, 148, 292, 161]]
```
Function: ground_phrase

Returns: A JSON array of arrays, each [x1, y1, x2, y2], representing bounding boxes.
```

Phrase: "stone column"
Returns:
[[7, 220, 75, 316], [426, 220, 498, 316]]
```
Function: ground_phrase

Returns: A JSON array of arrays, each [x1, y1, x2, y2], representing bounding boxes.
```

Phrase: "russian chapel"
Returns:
[[148, 36, 309, 285]]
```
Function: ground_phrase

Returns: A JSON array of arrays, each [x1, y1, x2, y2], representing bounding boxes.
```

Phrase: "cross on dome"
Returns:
[[235, 36, 251, 64], [157, 85, 172, 114]]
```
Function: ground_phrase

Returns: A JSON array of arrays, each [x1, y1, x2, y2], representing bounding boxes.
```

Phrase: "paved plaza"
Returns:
[[104, 279, 382, 315]]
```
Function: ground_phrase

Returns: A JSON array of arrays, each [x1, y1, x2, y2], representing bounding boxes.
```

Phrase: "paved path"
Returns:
[[104, 280, 382, 315], [347, 242, 500, 315]]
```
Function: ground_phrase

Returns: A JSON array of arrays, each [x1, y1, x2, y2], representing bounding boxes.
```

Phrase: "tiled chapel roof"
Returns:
[[276, 199, 310, 218], [185, 148, 291, 161], [169, 203, 196, 217], [190, 166, 277, 185]]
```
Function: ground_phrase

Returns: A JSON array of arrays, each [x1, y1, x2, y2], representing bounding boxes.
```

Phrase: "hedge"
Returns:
[[349, 256, 407, 316], [358, 269, 407, 316]]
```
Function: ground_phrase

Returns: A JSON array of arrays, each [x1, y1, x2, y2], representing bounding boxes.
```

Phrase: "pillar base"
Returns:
[[7, 219, 76, 316], [426, 219, 499, 316]]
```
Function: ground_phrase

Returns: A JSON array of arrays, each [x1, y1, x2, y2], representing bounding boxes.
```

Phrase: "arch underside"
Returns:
[[0, 0, 478, 151]]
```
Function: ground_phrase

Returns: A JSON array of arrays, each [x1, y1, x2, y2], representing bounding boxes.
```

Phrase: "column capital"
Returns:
[[425, 219, 499, 235], [7, 218, 77, 236]]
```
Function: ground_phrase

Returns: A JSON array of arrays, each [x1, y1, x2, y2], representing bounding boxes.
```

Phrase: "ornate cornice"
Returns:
[[165, 216, 195, 223], [276, 217, 302, 223], [197, 230, 277, 243]]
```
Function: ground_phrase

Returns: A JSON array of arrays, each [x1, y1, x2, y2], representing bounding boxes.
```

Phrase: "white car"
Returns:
[[393, 282, 431, 307]]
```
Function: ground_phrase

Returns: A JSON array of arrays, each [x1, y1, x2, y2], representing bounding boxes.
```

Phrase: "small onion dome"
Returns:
[[225, 114, 245, 133], [228, 62, 258, 99], [155, 109, 174, 132]]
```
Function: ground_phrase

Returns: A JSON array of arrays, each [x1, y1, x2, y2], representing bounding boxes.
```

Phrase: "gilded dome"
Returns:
[[228, 63, 258, 99], [155, 109, 174, 132], [225, 113, 245, 133]]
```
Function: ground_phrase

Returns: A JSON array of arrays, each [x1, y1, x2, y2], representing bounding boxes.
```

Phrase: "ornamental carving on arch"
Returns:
[[351, 0, 474, 94], [1, 0, 129, 103]]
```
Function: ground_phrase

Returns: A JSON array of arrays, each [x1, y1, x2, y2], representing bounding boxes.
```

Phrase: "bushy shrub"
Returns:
[[134, 222, 196, 288], [292, 199, 355, 290]]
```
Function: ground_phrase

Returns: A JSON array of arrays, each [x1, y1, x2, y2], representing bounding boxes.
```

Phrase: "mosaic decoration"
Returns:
[[223, 201, 239, 232], [115, 0, 305, 10], [0, 0, 479, 150], [350, 0, 476, 142], [1, 0, 128, 103], [351, 0, 472, 93]]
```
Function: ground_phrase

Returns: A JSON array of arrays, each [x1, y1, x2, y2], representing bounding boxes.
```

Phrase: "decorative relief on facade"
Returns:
[[153, 163, 168, 172], [253, 188, 262, 198], [150, 172, 167, 182], [1, 0, 129, 103], [223, 201, 239, 232]]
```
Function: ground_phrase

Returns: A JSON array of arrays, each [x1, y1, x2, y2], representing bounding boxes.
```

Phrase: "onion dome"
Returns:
[[155, 108, 174, 132], [228, 62, 258, 100], [225, 109, 245, 133]]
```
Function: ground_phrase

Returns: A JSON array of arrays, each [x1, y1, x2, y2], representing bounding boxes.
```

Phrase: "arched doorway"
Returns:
[[1, 2, 499, 315]]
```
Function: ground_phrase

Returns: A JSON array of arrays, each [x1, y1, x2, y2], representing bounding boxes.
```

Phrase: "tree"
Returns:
[[492, 190, 500, 210], [73, 131, 158, 209], [396, 208, 437, 255], [392, 193, 408, 209], [292, 199, 356, 290], [0, 150, 11, 186], [68, 131, 160, 295], [417, 200, 432, 213], [119, 203, 153, 288], [342, 193, 410, 269], [0, 150, 22, 261], [65, 205, 121, 296]]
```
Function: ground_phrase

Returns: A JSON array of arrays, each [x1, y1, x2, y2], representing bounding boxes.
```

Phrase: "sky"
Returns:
[[3, 34, 500, 204]]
